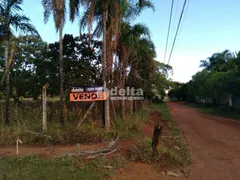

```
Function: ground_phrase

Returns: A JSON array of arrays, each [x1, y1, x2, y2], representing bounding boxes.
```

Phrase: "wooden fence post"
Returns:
[[76, 143, 80, 157], [152, 125, 163, 153], [42, 84, 49, 131]]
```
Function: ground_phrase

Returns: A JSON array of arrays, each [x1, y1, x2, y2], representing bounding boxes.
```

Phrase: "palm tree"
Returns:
[[79, 0, 154, 77], [0, 0, 38, 125], [42, 0, 67, 127], [79, 0, 154, 129], [128, 33, 156, 112], [79, 0, 120, 131], [117, 22, 151, 117]]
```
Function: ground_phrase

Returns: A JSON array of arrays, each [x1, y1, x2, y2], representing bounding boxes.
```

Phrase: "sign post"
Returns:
[[70, 86, 107, 128], [70, 86, 106, 102]]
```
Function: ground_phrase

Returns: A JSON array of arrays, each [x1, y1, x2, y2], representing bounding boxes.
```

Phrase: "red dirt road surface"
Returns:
[[167, 102, 240, 180]]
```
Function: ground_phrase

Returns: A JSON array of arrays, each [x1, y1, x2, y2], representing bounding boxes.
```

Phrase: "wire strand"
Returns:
[[176, 0, 191, 46], [167, 0, 188, 65], [173, 0, 180, 30], [163, 0, 175, 64]]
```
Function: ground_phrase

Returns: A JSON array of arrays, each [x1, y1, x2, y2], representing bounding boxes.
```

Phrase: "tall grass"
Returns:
[[113, 110, 149, 139], [0, 100, 150, 146]]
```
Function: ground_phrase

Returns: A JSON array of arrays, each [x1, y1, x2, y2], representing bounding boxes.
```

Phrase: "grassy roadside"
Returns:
[[129, 102, 191, 167], [0, 104, 149, 180], [0, 105, 148, 180], [0, 102, 190, 179], [0, 154, 126, 180], [113, 109, 149, 139], [185, 103, 240, 121]]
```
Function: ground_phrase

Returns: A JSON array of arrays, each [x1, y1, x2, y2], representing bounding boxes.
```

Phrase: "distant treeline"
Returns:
[[168, 50, 240, 108]]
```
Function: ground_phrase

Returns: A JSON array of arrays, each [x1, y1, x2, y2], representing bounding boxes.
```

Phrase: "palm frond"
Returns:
[[7, 0, 23, 13], [52, 0, 66, 30], [92, 20, 103, 38], [42, 0, 52, 23], [69, 0, 80, 21], [10, 14, 39, 37], [122, 0, 154, 21], [131, 23, 151, 38], [42, 0, 66, 31], [79, 7, 90, 33]]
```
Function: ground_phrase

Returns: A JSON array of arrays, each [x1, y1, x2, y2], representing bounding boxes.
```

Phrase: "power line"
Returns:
[[170, 0, 191, 60], [173, 0, 180, 30], [163, 0, 175, 64], [167, 0, 188, 65], [176, 0, 191, 45]]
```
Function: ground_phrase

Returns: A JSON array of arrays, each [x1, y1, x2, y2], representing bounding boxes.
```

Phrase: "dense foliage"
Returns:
[[0, 34, 102, 100], [0, 33, 172, 101], [169, 50, 240, 107]]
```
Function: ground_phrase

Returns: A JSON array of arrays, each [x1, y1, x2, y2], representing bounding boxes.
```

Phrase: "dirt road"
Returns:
[[167, 102, 240, 180]]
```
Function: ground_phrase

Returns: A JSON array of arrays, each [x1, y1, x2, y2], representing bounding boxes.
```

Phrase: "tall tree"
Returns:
[[79, 0, 118, 131], [0, 0, 38, 125], [117, 22, 152, 117], [37, 33, 102, 97], [79, 0, 154, 128], [10, 35, 47, 102], [42, 0, 66, 127]]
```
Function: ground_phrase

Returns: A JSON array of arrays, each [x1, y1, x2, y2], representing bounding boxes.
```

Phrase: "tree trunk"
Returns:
[[120, 73, 126, 119], [130, 99, 133, 115], [119, 44, 126, 119], [121, 98, 126, 119], [103, 9, 110, 131], [59, 24, 64, 127], [130, 68, 136, 115], [133, 99, 137, 112], [228, 94, 232, 107], [5, 40, 10, 126]]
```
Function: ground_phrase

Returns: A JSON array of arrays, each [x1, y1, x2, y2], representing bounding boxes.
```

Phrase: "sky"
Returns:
[[21, 0, 240, 83]]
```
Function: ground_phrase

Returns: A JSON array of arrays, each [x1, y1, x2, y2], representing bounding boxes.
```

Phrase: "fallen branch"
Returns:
[[58, 137, 119, 158]]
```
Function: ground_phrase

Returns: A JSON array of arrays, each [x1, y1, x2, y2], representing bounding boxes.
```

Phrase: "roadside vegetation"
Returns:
[[0, 0, 174, 146], [0, 102, 190, 179], [0, 100, 150, 146], [186, 103, 240, 120], [130, 103, 190, 167], [168, 50, 240, 120], [0, 0, 173, 130], [0, 0, 184, 179], [0, 154, 127, 180]]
